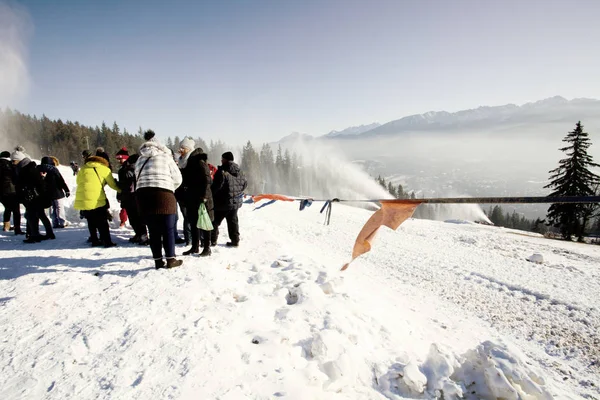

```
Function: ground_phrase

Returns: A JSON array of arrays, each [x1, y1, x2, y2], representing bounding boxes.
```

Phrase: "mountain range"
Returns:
[[278, 96, 600, 143]]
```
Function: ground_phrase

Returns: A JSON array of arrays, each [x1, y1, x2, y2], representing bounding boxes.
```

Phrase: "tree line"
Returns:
[[0, 108, 145, 169]]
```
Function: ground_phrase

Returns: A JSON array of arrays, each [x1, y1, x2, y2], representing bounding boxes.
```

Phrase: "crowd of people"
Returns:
[[0, 130, 248, 270]]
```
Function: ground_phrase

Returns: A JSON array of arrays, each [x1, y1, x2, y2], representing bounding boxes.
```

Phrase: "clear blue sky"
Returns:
[[10, 0, 600, 144]]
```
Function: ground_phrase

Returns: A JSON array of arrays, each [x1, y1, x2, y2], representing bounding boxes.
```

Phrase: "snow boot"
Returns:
[[3, 222, 10, 232], [166, 258, 183, 269], [129, 235, 140, 243], [199, 240, 211, 257], [154, 259, 166, 269], [14, 228, 24, 235], [183, 240, 199, 255], [103, 241, 117, 248], [225, 241, 239, 248]]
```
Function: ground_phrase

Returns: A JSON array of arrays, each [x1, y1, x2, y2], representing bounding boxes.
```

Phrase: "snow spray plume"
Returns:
[[281, 136, 490, 221], [414, 193, 491, 223], [0, 1, 33, 151], [276, 136, 392, 202]]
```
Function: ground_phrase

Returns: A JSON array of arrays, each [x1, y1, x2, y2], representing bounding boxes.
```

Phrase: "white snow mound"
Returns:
[[379, 341, 553, 399]]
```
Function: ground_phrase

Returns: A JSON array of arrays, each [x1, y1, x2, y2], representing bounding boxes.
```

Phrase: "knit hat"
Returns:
[[11, 150, 27, 162], [222, 151, 234, 162], [96, 148, 110, 163], [0, 151, 10, 158], [82, 150, 91, 159], [144, 130, 156, 141], [180, 137, 195, 151], [116, 147, 129, 161]]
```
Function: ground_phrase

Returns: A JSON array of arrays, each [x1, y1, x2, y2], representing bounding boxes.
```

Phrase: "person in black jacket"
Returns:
[[0, 151, 22, 234], [39, 156, 70, 228], [181, 148, 214, 256], [174, 137, 196, 246], [210, 152, 247, 247], [12, 150, 54, 243], [117, 152, 148, 244]]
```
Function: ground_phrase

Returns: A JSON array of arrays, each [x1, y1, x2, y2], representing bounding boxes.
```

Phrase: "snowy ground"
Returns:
[[1, 169, 599, 399]]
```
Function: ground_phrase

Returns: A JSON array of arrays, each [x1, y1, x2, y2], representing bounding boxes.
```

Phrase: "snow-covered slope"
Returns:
[[1, 177, 599, 398]]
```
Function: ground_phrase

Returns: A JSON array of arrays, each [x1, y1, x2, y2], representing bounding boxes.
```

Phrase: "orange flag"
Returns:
[[342, 200, 423, 270], [252, 194, 295, 203]]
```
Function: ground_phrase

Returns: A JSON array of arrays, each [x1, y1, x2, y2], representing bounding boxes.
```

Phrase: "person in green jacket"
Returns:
[[74, 155, 121, 247]]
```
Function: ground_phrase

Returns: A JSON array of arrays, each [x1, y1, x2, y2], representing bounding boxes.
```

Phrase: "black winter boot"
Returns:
[[155, 259, 166, 269], [166, 258, 183, 268], [183, 246, 199, 255], [200, 240, 211, 257]]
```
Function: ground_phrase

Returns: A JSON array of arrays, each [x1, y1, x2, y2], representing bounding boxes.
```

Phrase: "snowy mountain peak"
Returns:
[[325, 123, 381, 137], [522, 95, 569, 108]]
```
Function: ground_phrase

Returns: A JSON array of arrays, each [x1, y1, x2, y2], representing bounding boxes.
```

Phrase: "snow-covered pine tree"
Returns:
[[545, 121, 600, 241]]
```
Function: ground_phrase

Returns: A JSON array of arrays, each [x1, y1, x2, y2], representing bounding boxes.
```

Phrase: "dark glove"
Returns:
[[65, 191, 70, 198]]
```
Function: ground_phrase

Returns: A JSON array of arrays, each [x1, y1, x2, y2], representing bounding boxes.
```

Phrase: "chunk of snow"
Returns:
[[528, 253, 544, 264]]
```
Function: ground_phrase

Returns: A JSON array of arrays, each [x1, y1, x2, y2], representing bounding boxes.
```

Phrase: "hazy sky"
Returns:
[[6, 0, 600, 144]]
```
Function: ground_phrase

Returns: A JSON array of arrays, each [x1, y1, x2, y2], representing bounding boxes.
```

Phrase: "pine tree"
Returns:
[[387, 182, 397, 198], [208, 140, 227, 166], [545, 121, 600, 241], [490, 205, 504, 226], [259, 144, 275, 192], [397, 184, 405, 199], [241, 141, 262, 194]]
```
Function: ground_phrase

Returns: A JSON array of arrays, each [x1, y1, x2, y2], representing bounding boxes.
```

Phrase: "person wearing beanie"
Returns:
[[117, 152, 148, 244], [82, 150, 91, 160], [143, 129, 156, 141], [119, 154, 150, 245], [115, 147, 130, 228], [11, 149, 28, 163], [39, 156, 70, 229], [210, 151, 247, 247], [12, 152, 49, 242], [74, 153, 121, 247], [116, 147, 129, 161], [222, 151, 234, 162], [180, 147, 214, 257], [174, 136, 196, 246], [0, 151, 22, 234], [96, 147, 113, 172], [136, 131, 184, 269]]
